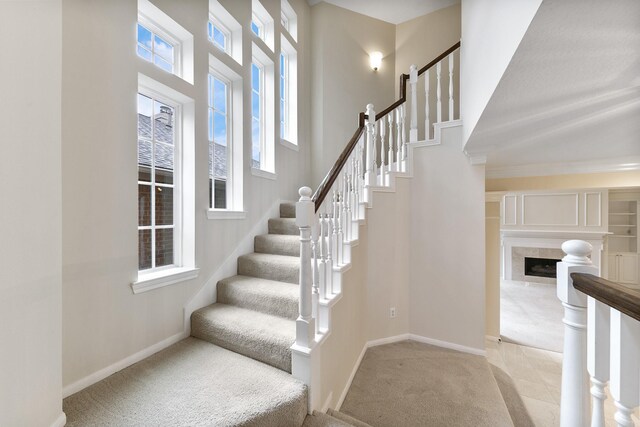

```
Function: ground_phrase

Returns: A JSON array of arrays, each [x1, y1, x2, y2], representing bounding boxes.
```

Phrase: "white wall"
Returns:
[[409, 125, 486, 351], [310, 2, 396, 187], [460, 0, 541, 146], [62, 0, 312, 390], [0, 1, 64, 426]]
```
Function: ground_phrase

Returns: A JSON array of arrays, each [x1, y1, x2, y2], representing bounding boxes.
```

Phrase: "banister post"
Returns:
[[409, 64, 418, 142], [557, 240, 598, 427], [364, 104, 376, 200], [295, 186, 315, 348]]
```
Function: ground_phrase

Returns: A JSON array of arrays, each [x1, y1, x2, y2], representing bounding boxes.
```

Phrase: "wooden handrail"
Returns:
[[571, 273, 640, 322], [311, 41, 461, 212]]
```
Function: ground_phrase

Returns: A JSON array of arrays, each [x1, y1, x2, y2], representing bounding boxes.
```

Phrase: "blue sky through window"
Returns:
[[251, 21, 260, 37], [137, 23, 174, 73], [251, 63, 262, 165]]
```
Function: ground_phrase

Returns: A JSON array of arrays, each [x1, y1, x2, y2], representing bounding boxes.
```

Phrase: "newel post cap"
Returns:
[[562, 240, 593, 265], [296, 186, 314, 227]]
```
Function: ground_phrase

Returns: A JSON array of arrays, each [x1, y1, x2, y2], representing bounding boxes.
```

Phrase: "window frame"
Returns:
[[279, 52, 289, 141], [208, 71, 233, 210], [281, 11, 289, 32], [251, 61, 265, 170], [251, 14, 264, 39], [208, 16, 231, 55], [137, 14, 182, 76], [136, 88, 183, 274]]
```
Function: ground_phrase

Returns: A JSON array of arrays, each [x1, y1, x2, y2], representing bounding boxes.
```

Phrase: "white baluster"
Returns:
[[409, 64, 418, 142], [336, 187, 343, 266], [557, 240, 598, 427], [588, 297, 610, 427], [380, 118, 386, 185], [610, 309, 640, 427], [395, 107, 402, 171], [436, 61, 442, 123], [424, 68, 430, 140], [448, 53, 454, 121], [342, 171, 349, 244], [311, 217, 320, 334], [318, 213, 327, 302], [295, 187, 315, 348], [364, 104, 376, 191], [324, 205, 334, 296], [401, 104, 407, 166], [351, 157, 358, 221], [387, 114, 394, 173], [332, 188, 339, 268]]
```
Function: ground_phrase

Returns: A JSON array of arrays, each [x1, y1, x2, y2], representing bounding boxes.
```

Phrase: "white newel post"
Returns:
[[295, 187, 316, 348], [557, 240, 598, 427], [409, 64, 418, 142], [364, 104, 376, 192], [292, 186, 320, 413]]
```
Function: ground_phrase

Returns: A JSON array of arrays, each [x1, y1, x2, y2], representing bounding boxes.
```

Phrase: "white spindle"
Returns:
[[557, 240, 598, 427], [351, 157, 358, 221], [436, 61, 442, 123], [387, 114, 394, 172], [424, 68, 430, 140], [587, 297, 610, 427], [342, 171, 348, 244], [401, 104, 407, 165], [409, 64, 418, 142], [295, 187, 315, 348], [311, 218, 320, 334], [380, 117, 387, 185], [395, 107, 402, 170], [364, 104, 376, 190], [332, 188, 339, 267], [610, 310, 640, 427], [336, 187, 344, 266], [325, 205, 334, 296], [318, 213, 327, 301], [448, 53, 454, 121]]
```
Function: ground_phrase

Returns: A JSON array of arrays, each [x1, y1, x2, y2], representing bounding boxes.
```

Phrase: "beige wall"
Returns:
[[62, 0, 312, 389], [310, 2, 396, 187], [487, 170, 640, 192], [485, 201, 501, 339], [0, 1, 63, 426]]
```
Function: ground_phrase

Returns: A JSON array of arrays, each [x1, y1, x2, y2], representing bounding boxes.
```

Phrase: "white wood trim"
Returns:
[[207, 209, 246, 220], [486, 156, 640, 179], [521, 193, 579, 227], [50, 413, 66, 427], [584, 192, 602, 227], [335, 342, 368, 410], [62, 330, 188, 398], [280, 138, 299, 151], [132, 267, 199, 294], [251, 167, 277, 180]]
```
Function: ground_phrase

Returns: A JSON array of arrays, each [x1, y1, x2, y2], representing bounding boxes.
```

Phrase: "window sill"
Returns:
[[280, 138, 299, 152], [132, 267, 199, 294], [251, 167, 277, 180], [207, 209, 247, 220]]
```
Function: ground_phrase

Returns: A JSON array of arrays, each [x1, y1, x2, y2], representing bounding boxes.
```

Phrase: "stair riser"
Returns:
[[255, 235, 300, 257], [268, 218, 299, 235], [280, 203, 296, 218], [217, 283, 298, 320], [238, 257, 299, 284]]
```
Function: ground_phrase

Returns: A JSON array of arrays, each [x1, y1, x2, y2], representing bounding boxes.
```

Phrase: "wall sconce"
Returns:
[[370, 52, 383, 71]]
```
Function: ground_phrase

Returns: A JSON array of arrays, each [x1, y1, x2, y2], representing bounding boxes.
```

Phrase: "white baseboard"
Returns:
[[335, 342, 368, 411], [321, 391, 333, 413], [51, 412, 66, 427], [62, 330, 188, 398], [407, 333, 486, 356], [485, 335, 502, 343]]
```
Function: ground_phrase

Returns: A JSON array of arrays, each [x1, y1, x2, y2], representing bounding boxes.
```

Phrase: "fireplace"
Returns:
[[524, 257, 561, 279]]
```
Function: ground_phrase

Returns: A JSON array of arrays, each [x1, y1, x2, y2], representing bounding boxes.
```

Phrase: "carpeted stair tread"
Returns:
[[191, 303, 296, 372], [217, 275, 298, 320], [238, 252, 300, 284], [326, 409, 373, 427], [490, 364, 535, 427], [63, 337, 307, 427], [302, 410, 354, 427], [269, 217, 299, 235], [280, 202, 296, 218], [255, 234, 300, 257]]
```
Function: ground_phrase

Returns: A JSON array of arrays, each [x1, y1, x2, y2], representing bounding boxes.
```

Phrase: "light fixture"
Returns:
[[370, 51, 382, 71]]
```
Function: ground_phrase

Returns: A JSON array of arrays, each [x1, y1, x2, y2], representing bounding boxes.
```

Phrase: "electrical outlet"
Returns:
[[390, 307, 397, 318]]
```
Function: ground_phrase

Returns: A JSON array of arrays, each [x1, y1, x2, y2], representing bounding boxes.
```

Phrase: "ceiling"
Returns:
[[306, 0, 459, 24], [465, 0, 640, 177]]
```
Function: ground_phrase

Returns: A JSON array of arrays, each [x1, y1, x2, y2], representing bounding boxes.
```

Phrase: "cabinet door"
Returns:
[[607, 254, 619, 281], [618, 254, 638, 284]]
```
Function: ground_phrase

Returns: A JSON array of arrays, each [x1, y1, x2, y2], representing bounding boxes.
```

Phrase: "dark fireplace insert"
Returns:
[[524, 257, 561, 278]]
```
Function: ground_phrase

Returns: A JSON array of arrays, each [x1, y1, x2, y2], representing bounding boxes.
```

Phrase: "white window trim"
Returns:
[[251, 167, 277, 180], [138, 14, 181, 77], [132, 267, 200, 294], [279, 52, 289, 142], [251, 13, 264, 39], [252, 0, 275, 51], [280, 138, 299, 152], [281, 11, 289, 32], [207, 209, 247, 220], [208, 16, 231, 55], [280, 0, 298, 42], [280, 35, 298, 146], [209, 71, 233, 210], [210, 0, 243, 65], [251, 61, 266, 170]]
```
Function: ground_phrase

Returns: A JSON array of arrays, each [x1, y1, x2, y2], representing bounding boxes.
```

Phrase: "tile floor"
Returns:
[[486, 339, 639, 427]]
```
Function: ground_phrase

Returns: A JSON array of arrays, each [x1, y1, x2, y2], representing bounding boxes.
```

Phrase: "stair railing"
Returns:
[[557, 240, 640, 427], [292, 42, 461, 411]]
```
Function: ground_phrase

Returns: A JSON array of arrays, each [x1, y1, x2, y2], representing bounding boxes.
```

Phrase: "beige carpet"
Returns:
[[490, 364, 535, 427], [339, 340, 513, 427], [500, 280, 564, 352]]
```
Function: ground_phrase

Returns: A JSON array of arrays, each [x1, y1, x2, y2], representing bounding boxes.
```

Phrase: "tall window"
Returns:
[[137, 93, 177, 271], [279, 53, 288, 140], [208, 74, 230, 209], [251, 62, 263, 169], [137, 23, 175, 73]]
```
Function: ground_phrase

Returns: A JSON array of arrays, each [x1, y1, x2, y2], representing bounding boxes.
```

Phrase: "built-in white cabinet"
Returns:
[[606, 190, 639, 285], [608, 253, 638, 284]]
